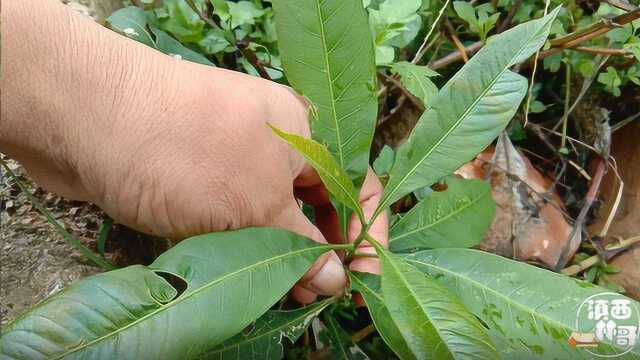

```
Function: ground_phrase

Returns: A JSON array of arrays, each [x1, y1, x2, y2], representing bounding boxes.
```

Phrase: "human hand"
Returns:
[[1, 0, 387, 302], [75, 62, 389, 303]]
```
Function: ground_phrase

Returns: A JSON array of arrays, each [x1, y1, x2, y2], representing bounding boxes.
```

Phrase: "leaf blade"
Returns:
[[389, 178, 495, 252], [378, 9, 560, 212], [406, 249, 640, 359], [376, 245, 501, 359], [271, 0, 378, 182], [202, 299, 333, 360], [0, 228, 331, 359], [349, 272, 416, 360], [269, 124, 362, 217], [390, 61, 439, 107], [107, 7, 156, 48]]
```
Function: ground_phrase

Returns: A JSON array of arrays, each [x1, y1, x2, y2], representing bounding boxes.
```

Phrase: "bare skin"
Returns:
[[1, 0, 388, 303]]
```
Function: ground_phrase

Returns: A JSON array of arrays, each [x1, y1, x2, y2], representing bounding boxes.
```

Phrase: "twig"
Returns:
[[604, 0, 639, 12], [612, 111, 640, 132], [560, 61, 572, 152], [352, 324, 376, 343], [444, 19, 469, 62], [431, 10, 640, 71], [568, 159, 592, 181], [534, 126, 626, 239], [555, 158, 607, 271], [552, 55, 610, 131], [184, 0, 223, 32], [551, 10, 640, 48], [523, 0, 550, 126], [412, 0, 451, 64], [379, 73, 425, 111], [573, 46, 633, 56], [237, 40, 272, 80], [473, 157, 574, 219], [561, 235, 640, 275], [496, 0, 523, 33], [598, 157, 624, 238], [430, 42, 482, 70]]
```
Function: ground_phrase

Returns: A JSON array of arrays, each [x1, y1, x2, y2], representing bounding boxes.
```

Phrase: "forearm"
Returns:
[[0, 0, 176, 197]]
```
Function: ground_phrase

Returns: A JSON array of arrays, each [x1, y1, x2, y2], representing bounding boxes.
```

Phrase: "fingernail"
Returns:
[[308, 258, 346, 296]]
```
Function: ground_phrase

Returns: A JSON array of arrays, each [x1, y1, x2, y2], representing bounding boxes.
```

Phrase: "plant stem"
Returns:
[[330, 243, 356, 251], [353, 252, 378, 258], [561, 235, 640, 276], [346, 228, 369, 262], [431, 9, 640, 70], [351, 324, 376, 343], [412, 0, 451, 65], [0, 159, 116, 270], [560, 61, 571, 152], [523, 0, 551, 127]]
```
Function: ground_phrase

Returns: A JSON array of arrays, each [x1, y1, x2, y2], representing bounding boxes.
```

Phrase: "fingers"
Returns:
[[271, 202, 346, 304], [291, 166, 389, 306], [348, 168, 389, 275]]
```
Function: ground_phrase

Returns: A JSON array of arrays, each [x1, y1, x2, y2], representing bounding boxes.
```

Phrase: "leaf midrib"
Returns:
[[314, 0, 344, 170], [389, 188, 489, 242], [55, 245, 331, 359], [297, 142, 360, 213], [382, 253, 455, 359], [404, 254, 588, 352], [408, 253, 639, 357], [379, 21, 550, 213]]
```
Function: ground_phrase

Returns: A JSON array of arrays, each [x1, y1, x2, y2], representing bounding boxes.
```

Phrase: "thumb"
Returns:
[[271, 201, 346, 302]]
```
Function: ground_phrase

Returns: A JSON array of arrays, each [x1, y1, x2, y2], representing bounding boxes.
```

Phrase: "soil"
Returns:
[[0, 161, 103, 326], [0, 0, 123, 327]]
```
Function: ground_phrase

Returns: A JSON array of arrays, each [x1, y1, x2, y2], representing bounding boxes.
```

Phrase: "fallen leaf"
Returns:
[[456, 134, 576, 268]]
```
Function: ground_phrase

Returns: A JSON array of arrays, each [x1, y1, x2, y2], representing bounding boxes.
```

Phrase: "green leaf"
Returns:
[[228, 1, 265, 29], [321, 314, 368, 359], [202, 299, 333, 360], [406, 248, 640, 359], [210, 0, 230, 22], [389, 178, 495, 252], [377, 8, 560, 215], [625, 43, 640, 62], [453, 1, 478, 29], [391, 61, 439, 107], [598, 66, 622, 97], [199, 29, 231, 54], [155, 0, 206, 43], [377, 246, 501, 359], [107, 7, 156, 48], [369, 0, 422, 56], [373, 145, 396, 176], [272, 0, 378, 183], [349, 272, 416, 360], [0, 228, 332, 359], [268, 125, 363, 218], [97, 217, 113, 257], [150, 26, 215, 66]]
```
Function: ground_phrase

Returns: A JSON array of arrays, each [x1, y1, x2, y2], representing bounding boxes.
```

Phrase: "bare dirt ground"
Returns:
[[0, 161, 103, 326], [0, 0, 121, 327]]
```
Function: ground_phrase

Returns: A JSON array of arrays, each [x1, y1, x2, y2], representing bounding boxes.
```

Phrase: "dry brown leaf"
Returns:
[[456, 134, 576, 268]]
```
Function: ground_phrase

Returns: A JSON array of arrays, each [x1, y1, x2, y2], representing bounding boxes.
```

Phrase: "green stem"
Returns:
[[353, 251, 378, 259], [330, 243, 356, 251], [0, 159, 116, 270], [363, 232, 384, 250], [347, 224, 372, 260]]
